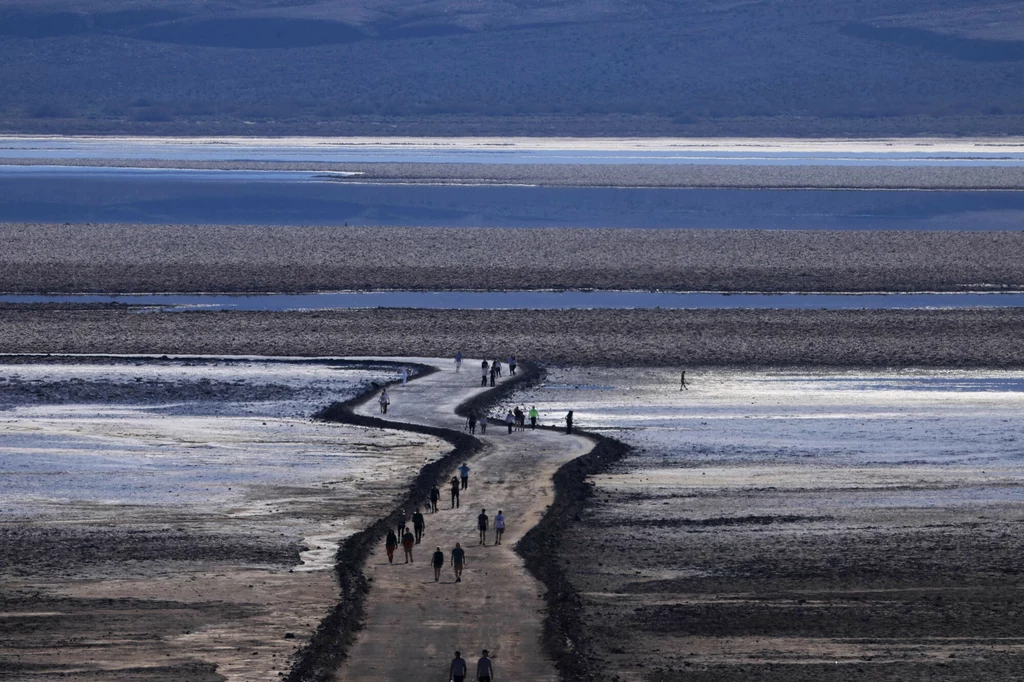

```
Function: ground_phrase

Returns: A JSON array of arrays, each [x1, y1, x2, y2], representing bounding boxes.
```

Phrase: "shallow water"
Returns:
[[2, 166, 1024, 228], [4, 137, 1024, 166], [5, 291, 1024, 311]]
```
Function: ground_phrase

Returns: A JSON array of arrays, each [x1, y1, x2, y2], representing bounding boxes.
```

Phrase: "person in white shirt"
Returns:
[[494, 510, 505, 545]]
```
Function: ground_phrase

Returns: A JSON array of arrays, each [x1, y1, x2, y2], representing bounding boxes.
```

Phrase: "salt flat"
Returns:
[[505, 367, 1024, 680]]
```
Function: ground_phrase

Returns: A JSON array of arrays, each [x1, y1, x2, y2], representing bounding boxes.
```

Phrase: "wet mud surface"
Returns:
[[509, 368, 1024, 681], [4, 224, 1024, 294]]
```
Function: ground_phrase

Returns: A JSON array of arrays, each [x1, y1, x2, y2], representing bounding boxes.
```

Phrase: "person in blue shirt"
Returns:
[[459, 462, 470, 490]]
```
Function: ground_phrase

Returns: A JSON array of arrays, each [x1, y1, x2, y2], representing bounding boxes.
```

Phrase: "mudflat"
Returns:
[[2, 307, 1024, 367], [3, 224, 1024, 293]]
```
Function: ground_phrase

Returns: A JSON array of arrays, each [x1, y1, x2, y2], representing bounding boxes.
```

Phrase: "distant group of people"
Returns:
[[384, 461, 506, 584], [474, 355, 516, 387]]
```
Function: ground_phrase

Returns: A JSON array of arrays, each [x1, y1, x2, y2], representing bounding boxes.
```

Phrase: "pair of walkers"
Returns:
[[385, 527, 415, 564], [450, 650, 494, 682], [431, 542, 467, 582], [466, 410, 488, 435], [477, 508, 505, 545]]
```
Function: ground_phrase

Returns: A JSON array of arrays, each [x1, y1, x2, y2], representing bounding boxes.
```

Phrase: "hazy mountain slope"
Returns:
[[1, 0, 1022, 136]]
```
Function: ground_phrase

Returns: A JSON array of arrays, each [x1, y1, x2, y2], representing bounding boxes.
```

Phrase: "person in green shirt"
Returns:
[[528, 405, 539, 429]]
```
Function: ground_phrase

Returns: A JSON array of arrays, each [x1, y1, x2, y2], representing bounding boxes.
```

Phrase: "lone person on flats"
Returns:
[[478, 508, 489, 545], [432, 546, 445, 581], [680, 370, 688, 391], [451, 476, 461, 509], [450, 651, 468, 682], [477, 650, 494, 682], [402, 529, 415, 563], [452, 542, 466, 582], [494, 509, 505, 545], [379, 388, 390, 414], [430, 484, 440, 513], [529, 405, 539, 429], [412, 507, 425, 543], [385, 528, 398, 564], [460, 462, 470, 490], [565, 410, 574, 435], [455, 351, 463, 373]]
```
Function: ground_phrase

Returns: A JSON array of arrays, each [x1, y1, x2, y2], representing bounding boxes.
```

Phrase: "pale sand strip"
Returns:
[[334, 358, 591, 681]]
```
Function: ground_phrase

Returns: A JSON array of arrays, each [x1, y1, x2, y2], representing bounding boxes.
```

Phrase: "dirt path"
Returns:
[[335, 358, 593, 681]]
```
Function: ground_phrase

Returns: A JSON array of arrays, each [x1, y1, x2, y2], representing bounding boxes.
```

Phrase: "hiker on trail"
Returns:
[[430, 484, 440, 513], [509, 355, 517, 375], [450, 651, 468, 682], [494, 510, 505, 545], [401, 366, 408, 386], [385, 529, 398, 564], [529, 405, 539, 429], [481, 360, 489, 387], [412, 507, 425, 543], [432, 546, 445, 581], [489, 364, 497, 387], [396, 508, 408, 538], [402, 529, 415, 563], [479, 414, 488, 435], [477, 650, 494, 682], [455, 351, 463, 373], [565, 410, 574, 435], [478, 508, 489, 545], [451, 476, 461, 509], [379, 388, 390, 414], [493, 359, 502, 377], [467, 410, 478, 434], [514, 405, 524, 431], [680, 370, 688, 391], [451, 542, 466, 582], [505, 410, 515, 434], [460, 462, 470, 490]]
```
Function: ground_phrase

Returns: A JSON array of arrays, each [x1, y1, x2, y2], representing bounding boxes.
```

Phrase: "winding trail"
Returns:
[[335, 357, 593, 681]]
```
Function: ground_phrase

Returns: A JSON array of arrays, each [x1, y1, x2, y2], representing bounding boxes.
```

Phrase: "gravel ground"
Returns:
[[4, 224, 1024, 293], [2, 307, 1024, 367], [5, 158, 1024, 189]]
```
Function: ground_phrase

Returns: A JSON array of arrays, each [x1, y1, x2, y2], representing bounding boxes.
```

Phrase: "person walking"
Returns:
[[459, 462, 470, 490], [378, 388, 390, 414], [481, 360, 489, 387], [451, 476, 461, 509], [477, 650, 494, 682], [451, 542, 466, 582], [494, 509, 505, 545], [479, 414, 487, 435], [565, 410, 573, 435], [412, 507, 425, 544], [429, 484, 440, 513], [450, 651, 468, 682], [505, 409, 514, 434], [477, 508, 489, 545], [455, 351, 463, 373], [402, 529, 415, 563], [489, 364, 496, 387], [513, 405, 524, 431], [493, 359, 502, 377], [509, 355, 517, 375], [529, 405, 539, 429], [384, 528, 398, 564], [467, 409, 478, 434], [432, 546, 445, 581], [680, 370, 688, 391], [401, 366, 408, 386], [396, 508, 408, 539]]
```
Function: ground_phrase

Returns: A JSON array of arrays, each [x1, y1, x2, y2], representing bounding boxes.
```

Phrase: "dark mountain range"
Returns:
[[1, 0, 1022, 136]]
